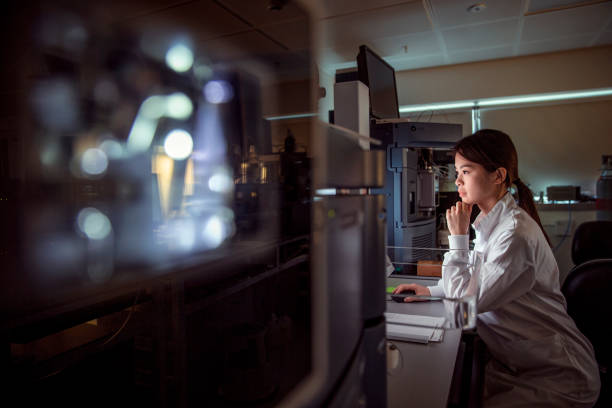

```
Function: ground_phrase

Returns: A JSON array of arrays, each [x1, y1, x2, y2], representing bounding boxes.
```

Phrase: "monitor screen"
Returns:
[[357, 45, 399, 120]]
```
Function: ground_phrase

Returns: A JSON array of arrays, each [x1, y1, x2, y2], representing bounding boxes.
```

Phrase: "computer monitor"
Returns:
[[356, 45, 399, 120]]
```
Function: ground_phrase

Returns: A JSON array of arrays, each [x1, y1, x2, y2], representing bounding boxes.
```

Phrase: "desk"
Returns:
[[386, 276, 462, 408]]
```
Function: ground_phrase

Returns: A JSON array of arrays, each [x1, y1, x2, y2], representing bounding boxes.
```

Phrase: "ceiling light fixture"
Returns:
[[399, 100, 475, 113], [268, 0, 288, 11], [467, 3, 487, 13], [398, 87, 612, 114]]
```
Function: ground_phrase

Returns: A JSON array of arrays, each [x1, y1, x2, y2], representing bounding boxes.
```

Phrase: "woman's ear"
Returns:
[[494, 167, 507, 185]]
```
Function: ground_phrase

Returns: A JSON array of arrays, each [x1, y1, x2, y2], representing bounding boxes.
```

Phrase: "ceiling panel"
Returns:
[[127, 1, 251, 43], [321, 0, 419, 19], [264, 50, 312, 81], [321, 1, 431, 50], [431, 0, 523, 29], [526, 0, 605, 14], [448, 45, 515, 64], [521, 2, 612, 41], [260, 18, 311, 51], [200, 30, 288, 61], [387, 54, 446, 71], [217, 0, 308, 27], [518, 33, 593, 54], [370, 31, 441, 57], [442, 19, 519, 51], [90, 0, 187, 24]]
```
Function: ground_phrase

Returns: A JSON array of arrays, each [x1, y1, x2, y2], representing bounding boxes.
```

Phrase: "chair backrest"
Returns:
[[562, 259, 612, 370], [571, 221, 612, 265]]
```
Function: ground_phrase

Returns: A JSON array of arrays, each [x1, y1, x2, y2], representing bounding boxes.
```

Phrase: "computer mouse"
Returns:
[[391, 289, 416, 302]]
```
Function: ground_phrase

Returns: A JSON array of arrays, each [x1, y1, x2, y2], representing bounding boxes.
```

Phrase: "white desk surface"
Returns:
[[386, 275, 462, 408]]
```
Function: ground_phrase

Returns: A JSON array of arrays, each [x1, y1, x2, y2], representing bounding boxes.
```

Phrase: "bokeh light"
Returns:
[[99, 138, 123, 159], [164, 129, 193, 160], [203, 80, 234, 104], [81, 148, 108, 176], [77, 208, 112, 240], [208, 170, 234, 193], [202, 216, 224, 248], [165, 43, 194, 73], [166, 92, 193, 119]]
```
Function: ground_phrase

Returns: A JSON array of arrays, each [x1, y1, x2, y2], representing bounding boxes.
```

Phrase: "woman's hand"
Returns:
[[392, 283, 431, 302], [446, 201, 473, 236]]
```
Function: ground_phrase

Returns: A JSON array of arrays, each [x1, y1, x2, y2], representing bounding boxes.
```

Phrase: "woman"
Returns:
[[394, 129, 600, 407]]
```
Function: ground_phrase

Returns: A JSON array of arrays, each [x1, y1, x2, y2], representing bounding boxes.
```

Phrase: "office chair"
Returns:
[[571, 220, 612, 265], [562, 220, 612, 406]]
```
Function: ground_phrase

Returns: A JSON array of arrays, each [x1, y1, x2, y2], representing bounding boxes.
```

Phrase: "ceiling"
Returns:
[[319, 0, 612, 74], [63, 0, 612, 78]]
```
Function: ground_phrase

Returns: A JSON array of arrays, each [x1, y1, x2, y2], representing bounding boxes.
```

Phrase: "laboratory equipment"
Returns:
[[2, 2, 360, 408], [547, 185, 581, 202], [370, 122, 462, 272], [354, 43, 463, 274], [356, 44, 399, 119]]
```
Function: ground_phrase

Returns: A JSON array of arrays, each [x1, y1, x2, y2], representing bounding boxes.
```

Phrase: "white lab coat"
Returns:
[[429, 192, 600, 407]]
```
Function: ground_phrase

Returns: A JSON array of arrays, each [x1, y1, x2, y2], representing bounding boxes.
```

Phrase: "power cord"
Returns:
[[553, 201, 572, 254], [101, 288, 141, 346]]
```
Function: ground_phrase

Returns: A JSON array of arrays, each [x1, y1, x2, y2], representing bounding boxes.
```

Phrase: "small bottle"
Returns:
[[284, 129, 295, 153], [247, 145, 258, 182], [596, 155, 612, 221]]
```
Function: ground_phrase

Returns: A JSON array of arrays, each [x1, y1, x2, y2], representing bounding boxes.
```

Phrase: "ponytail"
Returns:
[[514, 179, 552, 247]]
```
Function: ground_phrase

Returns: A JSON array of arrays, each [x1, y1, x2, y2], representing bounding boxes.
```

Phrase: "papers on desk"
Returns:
[[385, 312, 445, 344]]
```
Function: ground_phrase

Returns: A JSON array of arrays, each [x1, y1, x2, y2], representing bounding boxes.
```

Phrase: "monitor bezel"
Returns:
[[356, 44, 400, 120]]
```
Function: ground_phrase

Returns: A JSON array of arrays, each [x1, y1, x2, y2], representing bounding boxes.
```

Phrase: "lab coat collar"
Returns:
[[472, 192, 516, 242]]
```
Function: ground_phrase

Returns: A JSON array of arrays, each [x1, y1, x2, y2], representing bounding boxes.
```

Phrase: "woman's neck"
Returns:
[[477, 189, 507, 216]]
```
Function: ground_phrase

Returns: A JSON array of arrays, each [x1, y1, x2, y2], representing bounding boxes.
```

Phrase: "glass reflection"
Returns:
[[4, 1, 313, 406]]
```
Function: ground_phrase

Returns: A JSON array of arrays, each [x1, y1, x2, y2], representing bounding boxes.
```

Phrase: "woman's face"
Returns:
[[454, 152, 503, 206]]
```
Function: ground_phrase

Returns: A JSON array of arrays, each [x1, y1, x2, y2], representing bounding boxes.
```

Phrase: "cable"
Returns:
[[441, 111, 450, 123], [101, 289, 141, 346], [553, 201, 572, 254], [415, 109, 432, 122], [433, 164, 449, 178], [35, 289, 142, 381]]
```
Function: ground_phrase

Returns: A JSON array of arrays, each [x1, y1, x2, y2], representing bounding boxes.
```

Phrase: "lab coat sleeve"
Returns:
[[426, 235, 469, 299], [440, 234, 472, 299], [428, 283, 445, 298], [442, 231, 536, 313]]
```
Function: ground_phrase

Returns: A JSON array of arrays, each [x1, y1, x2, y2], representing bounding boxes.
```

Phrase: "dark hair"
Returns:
[[454, 129, 551, 246]]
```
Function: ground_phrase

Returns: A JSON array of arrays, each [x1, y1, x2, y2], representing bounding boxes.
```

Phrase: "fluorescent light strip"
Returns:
[[479, 88, 612, 106], [399, 101, 474, 113], [265, 112, 317, 121], [399, 87, 612, 113]]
